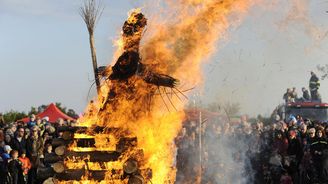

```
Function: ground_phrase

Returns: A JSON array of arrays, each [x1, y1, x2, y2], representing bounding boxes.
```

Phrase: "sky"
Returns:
[[0, 0, 328, 116]]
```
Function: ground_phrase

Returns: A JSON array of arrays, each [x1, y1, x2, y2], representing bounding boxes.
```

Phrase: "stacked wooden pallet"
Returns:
[[39, 126, 149, 184]]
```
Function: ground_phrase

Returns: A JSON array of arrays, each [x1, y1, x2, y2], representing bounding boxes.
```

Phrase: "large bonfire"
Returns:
[[62, 0, 257, 183]]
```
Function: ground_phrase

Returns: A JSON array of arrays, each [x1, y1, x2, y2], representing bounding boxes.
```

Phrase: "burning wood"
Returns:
[[57, 0, 256, 183]]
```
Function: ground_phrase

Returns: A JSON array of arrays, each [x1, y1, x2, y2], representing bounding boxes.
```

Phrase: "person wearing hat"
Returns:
[[310, 129, 328, 181], [309, 71, 320, 101], [26, 126, 43, 184]]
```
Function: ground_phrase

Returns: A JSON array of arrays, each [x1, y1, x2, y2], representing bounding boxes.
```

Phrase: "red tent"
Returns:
[[19, 103, 76, 123]]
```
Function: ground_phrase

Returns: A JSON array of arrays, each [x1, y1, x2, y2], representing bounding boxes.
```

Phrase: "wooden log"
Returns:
[[43, 177, 55, 184], [66, 151, 121, 162], [62, 131, 73, 140], [51, 138, 71, 147], [53, 162, 65, 173], [56, 126, 85, 133], [43, 153, 63, 164], [76, 138, 96, 147], [55, 145, 66, 156], [55, 170, 107, 181], [123, 159, 138, 174], [56, 126, 119, 134], [116, 137, 137, 152], [37, 166, 55, 181], [128, 175, 145, 184]]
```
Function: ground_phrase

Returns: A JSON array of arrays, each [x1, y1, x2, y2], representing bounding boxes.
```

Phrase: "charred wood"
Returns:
[[65, 151, 121, 162], [55, 170, 107, 181], [76, 138, 96, 147]]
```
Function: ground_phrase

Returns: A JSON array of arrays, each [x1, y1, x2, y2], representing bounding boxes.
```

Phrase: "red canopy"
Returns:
[[19, 103, 75, 123]]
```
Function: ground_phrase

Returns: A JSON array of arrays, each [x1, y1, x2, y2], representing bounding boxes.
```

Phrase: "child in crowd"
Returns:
[[19, 149, 31, 184], [8, 150, 22, 184]]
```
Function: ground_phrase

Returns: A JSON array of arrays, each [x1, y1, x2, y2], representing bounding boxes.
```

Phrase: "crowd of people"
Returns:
[[0, 114, 75, 184], [250, 116, 328, 184], [175, 113, 328, 184], [283, 72, 321, 103]]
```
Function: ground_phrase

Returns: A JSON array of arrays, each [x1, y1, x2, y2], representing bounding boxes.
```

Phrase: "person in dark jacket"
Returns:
[[310, 129, 328, 182], [8, 150, 22, 184], [10, 128, 26, 155], [309, 72, 320, 101], [0, 145, 12, 184], [302, 87, 311, 101], [287, 130, 303, 184], [273, 130, 289, 156]]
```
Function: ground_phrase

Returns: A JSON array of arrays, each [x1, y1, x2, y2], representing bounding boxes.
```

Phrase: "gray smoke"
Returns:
[[175, 106, 271, 184]]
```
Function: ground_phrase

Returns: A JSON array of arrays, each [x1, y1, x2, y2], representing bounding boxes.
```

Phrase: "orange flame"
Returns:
[[73, 1, 257, 184]]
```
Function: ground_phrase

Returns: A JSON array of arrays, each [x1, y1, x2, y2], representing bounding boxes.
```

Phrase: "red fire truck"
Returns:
[[283, 101, 328, 122]]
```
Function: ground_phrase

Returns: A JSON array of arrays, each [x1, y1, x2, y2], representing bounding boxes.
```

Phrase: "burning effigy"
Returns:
[[50, 1, 256, 184]]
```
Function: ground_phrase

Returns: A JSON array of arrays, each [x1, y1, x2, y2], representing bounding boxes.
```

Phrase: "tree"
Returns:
[[317, 64, 328, 80], [80, 0, 104, 94], [37, 105, 48, 114], [3, 111, 27, 123], [205, 102, 240, 117], [28, 107, 38, 116], [0, 102, 78, 124], [55, 102, 67, 114], [67, 109, 79, 119], [206, 102, 221, 112], [222, 102, 241, 118]]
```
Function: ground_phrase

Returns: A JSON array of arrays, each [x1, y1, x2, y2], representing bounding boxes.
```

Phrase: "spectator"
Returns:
[[273, 131, 288, 156], [26, 126, 44, 184], [8, 150, 22, 184], [0, 145, 12, 184], [310, 129, 328, 181], [41, 116, 49, 126], [283, 88, 293, 103], [309, 71, 320, 101], [10, 127, 27, 155], [27, 114, 36, 129], [0, 130, 4, 153], [24, 128, 30, 140], [280, 171, 293, 184], [301, 87, 310, 101], [0, 113, 5, 128], [307, 128, 316, 144], [19, 150, 31, 184], [35, 118, 45, 136], [4, 134, 11, 145], [291, 87, 298, 101], [42, 131, 52, 146], [43, 144, 54, 167], [299, 124, 307, 139], [44, 124, 56, 138]]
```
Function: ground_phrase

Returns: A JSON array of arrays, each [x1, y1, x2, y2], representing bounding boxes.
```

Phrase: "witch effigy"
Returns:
[[99, 11, 179, 115]]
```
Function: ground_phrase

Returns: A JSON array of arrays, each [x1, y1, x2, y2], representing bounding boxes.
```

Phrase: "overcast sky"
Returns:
[[0, 0, 328, 116]]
